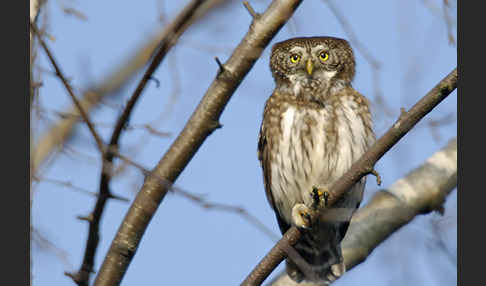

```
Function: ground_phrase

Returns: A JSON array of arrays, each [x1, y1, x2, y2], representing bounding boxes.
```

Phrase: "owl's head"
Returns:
[[270, 37, 355, 94]]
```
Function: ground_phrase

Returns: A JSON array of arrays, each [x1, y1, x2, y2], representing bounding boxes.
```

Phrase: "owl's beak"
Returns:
[[306, 59, 314, 76]]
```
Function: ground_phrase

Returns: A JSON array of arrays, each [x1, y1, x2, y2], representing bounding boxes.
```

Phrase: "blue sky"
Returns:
[[31, 0, 457, 285]]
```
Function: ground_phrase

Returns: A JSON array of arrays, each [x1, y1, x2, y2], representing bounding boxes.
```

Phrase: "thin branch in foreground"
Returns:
[[30, 21, 105, 154], [269, 137, 457, 285], [241, 67, 457, 285], [93, 1, 304, 285]]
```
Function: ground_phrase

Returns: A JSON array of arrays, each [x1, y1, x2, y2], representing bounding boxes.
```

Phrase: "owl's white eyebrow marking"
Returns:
[[289, 46, 305, 54], [311, 45, 326, 53]]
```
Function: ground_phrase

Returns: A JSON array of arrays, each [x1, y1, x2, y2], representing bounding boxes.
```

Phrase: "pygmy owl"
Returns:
[[258, 37, 375, 284]]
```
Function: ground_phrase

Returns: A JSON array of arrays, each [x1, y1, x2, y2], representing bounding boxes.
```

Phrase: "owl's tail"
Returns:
[[285, 224, 346, 284]]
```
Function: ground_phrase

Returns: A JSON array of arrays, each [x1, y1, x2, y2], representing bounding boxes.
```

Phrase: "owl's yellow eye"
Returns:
[[290, 54, 301, 63], [319, 52, 329, 62]]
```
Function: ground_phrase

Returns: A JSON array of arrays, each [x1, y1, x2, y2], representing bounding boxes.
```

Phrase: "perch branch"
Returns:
[[241, 67, 457, 285], [268, 137, 457, 286]]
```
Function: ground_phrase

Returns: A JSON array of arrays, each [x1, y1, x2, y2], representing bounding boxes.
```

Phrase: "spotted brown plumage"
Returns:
[[258, 37, 375, 284]]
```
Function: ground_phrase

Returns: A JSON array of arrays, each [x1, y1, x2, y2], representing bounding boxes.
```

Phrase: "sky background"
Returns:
[[31, 0, 457, 285]]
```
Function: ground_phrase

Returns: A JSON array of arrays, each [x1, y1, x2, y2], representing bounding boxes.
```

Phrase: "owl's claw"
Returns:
[[291, 203, 313, 229], [311, 186, 329, 210]]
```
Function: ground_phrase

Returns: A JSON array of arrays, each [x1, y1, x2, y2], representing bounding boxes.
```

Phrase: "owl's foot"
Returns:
[[325, 262, 346, 283], [311, 186, 329, 210], [291, 203, 313, 229]]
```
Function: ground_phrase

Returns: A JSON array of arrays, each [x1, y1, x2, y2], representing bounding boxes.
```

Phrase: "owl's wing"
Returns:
[[257, 120, 277, 211], [259, 119, 291, 234]]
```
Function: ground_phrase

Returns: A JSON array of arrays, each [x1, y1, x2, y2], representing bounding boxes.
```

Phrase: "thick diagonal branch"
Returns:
[[93, 1, 303, 285], [241, 67, 457, 286], [268, 137, 457, 285]]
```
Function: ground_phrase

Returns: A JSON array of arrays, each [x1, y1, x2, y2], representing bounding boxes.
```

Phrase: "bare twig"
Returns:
[[30, 21, 105, 154], [171, 185, 279, 241], [243, 1, 259, 18], [93, 1, 303, 285], [442, 0, 456, 46], [30, 0, 44, 23], [32, 228, 73, 270], [30, 0, 44, 105], [371, 169, 382, 186], [215, 56, 225, 73], [60, 143, 100, 165], [36, 111, 172, 138], [269, 138, 457, 285], [241, 68, 457, 285], [33, 176, 129, 202], [62, 7, 88, 21]]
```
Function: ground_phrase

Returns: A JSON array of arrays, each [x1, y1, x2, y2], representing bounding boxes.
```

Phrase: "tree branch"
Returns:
[[241, 67, 457, 286], [30, 0, 229, 176], [30, 21, 105, 154], [65, 1, 221, 285], [268, 137, 457, 285], [93, 1, 304, 285]]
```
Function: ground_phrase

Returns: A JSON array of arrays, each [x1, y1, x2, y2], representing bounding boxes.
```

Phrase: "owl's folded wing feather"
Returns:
[[258, 119, 292, 234], [257, 120, 276, 211]]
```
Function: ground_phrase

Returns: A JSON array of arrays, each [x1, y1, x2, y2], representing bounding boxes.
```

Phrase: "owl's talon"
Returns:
[[291, 203, 313, 229], [311, 186, 329, 210]]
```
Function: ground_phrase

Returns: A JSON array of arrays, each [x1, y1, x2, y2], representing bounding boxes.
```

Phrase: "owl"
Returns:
[[258, 37, 375, 284]]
